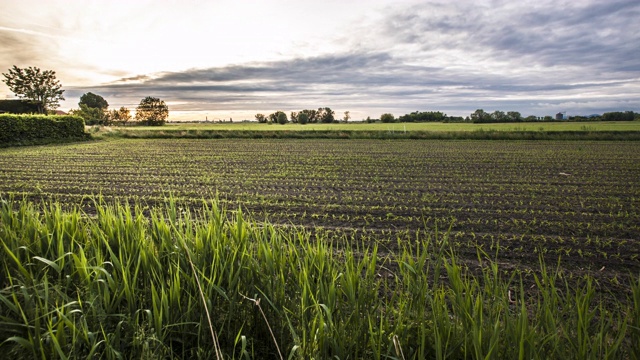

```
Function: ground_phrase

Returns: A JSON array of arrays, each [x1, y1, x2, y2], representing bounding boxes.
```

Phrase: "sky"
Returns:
[[0, 0, 638, 121]]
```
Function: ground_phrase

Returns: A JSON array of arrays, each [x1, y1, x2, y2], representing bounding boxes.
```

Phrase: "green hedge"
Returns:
[[0, 114, 87, 145]]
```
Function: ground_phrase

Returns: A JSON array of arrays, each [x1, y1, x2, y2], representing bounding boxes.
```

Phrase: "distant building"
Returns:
[[555, 112, 564, 120], [0, 99, 41, 114]]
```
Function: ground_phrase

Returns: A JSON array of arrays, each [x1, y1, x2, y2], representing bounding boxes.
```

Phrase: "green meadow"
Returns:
[[114, 120, 640, 132]]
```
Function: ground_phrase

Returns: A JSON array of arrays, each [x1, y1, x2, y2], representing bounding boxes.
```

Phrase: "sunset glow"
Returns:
[[1, 0, 638, 120]]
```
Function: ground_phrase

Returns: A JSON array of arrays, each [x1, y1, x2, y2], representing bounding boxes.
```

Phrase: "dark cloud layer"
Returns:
[[70, 0, 640, 118]]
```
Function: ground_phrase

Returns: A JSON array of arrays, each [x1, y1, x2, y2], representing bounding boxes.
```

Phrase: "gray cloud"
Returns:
[[113, 74, 152, 83], [66, 0, 640, 119], [383, 0, 640, 74]]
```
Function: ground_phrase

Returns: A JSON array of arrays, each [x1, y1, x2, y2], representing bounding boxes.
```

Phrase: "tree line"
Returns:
[[69, 92, 169, 126], [256, 108, 352, 124], [3, 65, 638, 126], [382, 109, 639, 124], [467, 109, 639, 123], [2, 66, 169, 126]]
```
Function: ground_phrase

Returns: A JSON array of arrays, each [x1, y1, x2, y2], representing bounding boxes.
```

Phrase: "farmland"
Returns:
[[1, 139, 639, 283], [1, 138, 640, 358], [117, 120, 640, 132], [85, 121, 640, 142]]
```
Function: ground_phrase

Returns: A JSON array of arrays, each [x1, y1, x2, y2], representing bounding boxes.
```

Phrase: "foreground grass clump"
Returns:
[[0, 197, 638, 359]]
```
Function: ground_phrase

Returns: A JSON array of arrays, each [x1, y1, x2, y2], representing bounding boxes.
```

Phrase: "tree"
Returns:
[[72, 92, 110, 125], [108, 107, 132, 125], [267, 111, 288, 124], [69, 104, 107, 125], [135, 96, 169, 125], [290, 111, 299, 123], [491, 110, 507, 122], [277, 111, 288, 125], [255, 113, 267, 123], [298, 112, 309, 124], [398, 111, 446, 122], [318, 107, 335, 123], [602, 111, 635, 121], [1, 65, 65, 113], [380, 113, 395, 123], [79, 92, 108, 110], [343, 111, 351, 122], [299, 109, 319, 123], [507, 111, 522, 122], [470, 109, 491, 123]]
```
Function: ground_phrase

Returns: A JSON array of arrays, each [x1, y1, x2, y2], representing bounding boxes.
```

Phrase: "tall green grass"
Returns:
[[0, 196, 638, 359]]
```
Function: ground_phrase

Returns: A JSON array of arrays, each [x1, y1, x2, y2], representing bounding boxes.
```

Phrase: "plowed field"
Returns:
[[2, 139, 639, 294]]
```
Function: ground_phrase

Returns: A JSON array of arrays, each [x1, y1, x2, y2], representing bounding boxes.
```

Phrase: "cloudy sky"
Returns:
[[1, 0, 638, 121]]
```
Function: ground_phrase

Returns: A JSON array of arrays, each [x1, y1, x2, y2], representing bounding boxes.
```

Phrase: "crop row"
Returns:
[[1, 138, 639, 294]]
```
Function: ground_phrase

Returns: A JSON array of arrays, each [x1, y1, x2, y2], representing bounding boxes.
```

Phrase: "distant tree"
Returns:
[[366, 116, 373, 123], [135, 96, 169, 125], [318, 107, 335, 123], [470, 109, 491, 123], [298, 112, 309, 124], [255, 113, 267, 123], [343, 111, 350, 122], [267, 111, 288, 124], [491, 110, 507, 122], [299, 109, 319, 123], [277, 111, 288, 125], [79, 92, 108, 110], [1, 65, 65, 113], [290, 111, 299, 123], [398, 111, 446, 122], [108, 107, 132, 125], [602, 111, 635, 121], [507, 111, 522, 122], [524, 115, 538, 122], [380, 113, 395, 123]]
